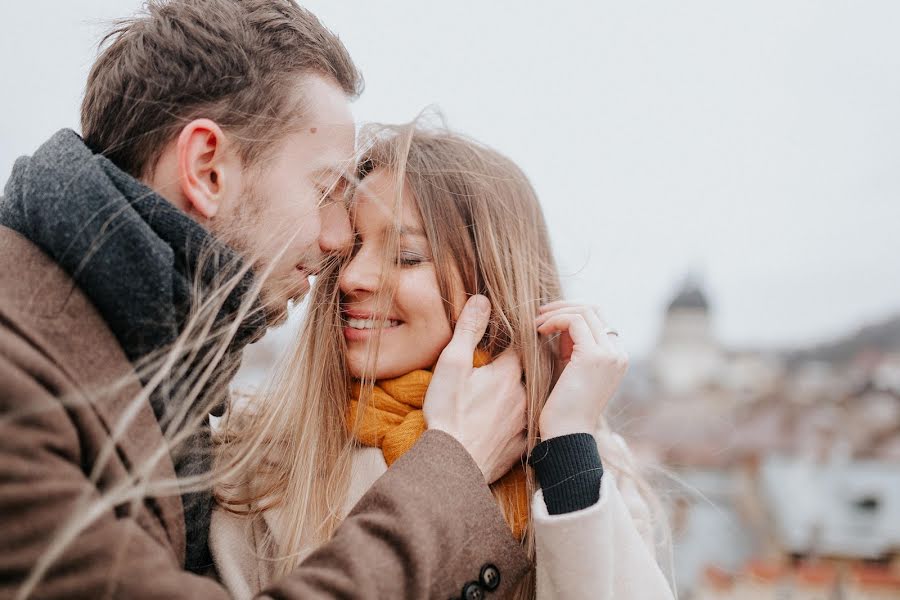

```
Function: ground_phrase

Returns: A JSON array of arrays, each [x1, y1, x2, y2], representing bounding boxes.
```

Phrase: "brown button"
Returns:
[[480, 563, 501, 591], [462, 581, 484, 600]]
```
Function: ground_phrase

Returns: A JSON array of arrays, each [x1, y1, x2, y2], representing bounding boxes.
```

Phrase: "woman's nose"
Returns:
[[339, 244, 381, 295]]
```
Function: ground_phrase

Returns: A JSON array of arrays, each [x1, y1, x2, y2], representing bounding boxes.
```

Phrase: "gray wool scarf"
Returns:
[[0, 128, 267, 571]]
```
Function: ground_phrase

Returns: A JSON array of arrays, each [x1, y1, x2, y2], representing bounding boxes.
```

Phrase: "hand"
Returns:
[[535, 301, 628, 440], [424, 295, 527, 483]]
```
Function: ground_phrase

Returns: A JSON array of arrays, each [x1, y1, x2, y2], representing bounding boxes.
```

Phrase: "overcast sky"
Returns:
[[2, 1, 899, 357]]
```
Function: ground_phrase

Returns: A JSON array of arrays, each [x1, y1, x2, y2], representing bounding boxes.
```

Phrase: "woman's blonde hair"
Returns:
[[215, 118, 673, 598]]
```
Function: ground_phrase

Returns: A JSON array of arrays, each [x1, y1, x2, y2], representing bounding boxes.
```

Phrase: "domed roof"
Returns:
[[667, 282, 710, 312]]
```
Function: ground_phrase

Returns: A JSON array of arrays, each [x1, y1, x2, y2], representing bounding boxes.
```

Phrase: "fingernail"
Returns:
[[471, 294, 490, 314]]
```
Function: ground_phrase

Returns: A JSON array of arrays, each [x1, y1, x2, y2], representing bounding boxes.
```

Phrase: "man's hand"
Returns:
[[424, 295, 527, 483]]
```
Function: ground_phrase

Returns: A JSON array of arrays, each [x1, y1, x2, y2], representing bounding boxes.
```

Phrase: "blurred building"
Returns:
[[653, 279, 724, 395], [616, 278, 900, 599]]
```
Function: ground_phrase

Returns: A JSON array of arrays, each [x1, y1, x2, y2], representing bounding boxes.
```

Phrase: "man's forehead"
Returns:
[[280, 120, 353, 182], [304, 119, 356, 142], [279, 73, 357, 162], [301, 118, 355, 148], [290, 74, 355, 136]]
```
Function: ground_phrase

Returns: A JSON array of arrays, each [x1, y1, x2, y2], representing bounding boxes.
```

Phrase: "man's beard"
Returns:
[[258, 270, 311, 327], [218, 235, 303, 329], [206, 185, 302, 329]]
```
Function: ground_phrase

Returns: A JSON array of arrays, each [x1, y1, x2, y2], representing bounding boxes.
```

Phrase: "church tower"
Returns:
[[653, 277, 723, 394]]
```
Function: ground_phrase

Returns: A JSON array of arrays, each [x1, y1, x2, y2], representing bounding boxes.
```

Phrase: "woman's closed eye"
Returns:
[[397, 251, 429, 267]]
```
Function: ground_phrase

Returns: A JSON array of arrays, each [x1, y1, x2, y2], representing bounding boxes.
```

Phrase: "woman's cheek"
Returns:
[[398, 269, 453, 347], [396, 269, 440, 316]]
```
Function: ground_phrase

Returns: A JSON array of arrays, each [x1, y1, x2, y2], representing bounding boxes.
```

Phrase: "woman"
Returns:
[[211, 123, 674, 599]]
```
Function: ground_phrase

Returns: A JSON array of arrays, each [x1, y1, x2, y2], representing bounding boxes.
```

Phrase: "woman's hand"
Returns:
[[535, 301, 628, 440]]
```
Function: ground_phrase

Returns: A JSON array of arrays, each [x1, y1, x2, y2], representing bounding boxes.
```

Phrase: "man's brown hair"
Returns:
[[81, 0, 362, 178]]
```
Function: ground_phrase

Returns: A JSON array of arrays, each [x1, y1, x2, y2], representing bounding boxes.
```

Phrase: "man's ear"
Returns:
[[176, 119, 234, 219]]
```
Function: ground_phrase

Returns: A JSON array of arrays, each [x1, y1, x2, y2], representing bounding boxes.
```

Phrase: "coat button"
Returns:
[[462, 581, 484, 600], [480, 563, 501, 591]]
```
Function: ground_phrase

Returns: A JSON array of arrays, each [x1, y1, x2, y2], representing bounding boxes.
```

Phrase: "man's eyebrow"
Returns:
[[311, 167, 356, 206], [311, 165, 355, 186]]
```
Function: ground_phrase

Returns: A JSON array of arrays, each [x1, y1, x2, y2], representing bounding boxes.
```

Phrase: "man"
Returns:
[[0, 1, 530, 598]]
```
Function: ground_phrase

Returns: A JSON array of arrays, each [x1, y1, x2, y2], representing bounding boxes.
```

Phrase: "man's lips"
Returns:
[[285, 266, 312, 301]]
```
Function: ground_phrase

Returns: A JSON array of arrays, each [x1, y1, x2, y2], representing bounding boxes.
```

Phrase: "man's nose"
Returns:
[[318, 200, 353, 255]]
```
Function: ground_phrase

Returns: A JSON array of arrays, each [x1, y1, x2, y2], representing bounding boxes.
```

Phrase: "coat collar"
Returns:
[[0, 130, 267, 569], [0, 226, 186, 564]]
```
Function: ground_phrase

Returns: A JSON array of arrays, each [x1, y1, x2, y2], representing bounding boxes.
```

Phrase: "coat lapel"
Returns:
[[0, 226, 186, 564]]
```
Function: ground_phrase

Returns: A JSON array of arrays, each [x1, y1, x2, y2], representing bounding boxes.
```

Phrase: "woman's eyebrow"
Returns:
[[399, 225, 426, 237]]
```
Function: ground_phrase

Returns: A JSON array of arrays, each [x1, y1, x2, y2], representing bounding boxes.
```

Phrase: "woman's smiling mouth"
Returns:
[[344, 317, 401, 330], [342, 310, 403, 341]]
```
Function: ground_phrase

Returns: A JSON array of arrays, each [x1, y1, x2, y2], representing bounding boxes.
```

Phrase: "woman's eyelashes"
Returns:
[[397, 250, 429, 267]]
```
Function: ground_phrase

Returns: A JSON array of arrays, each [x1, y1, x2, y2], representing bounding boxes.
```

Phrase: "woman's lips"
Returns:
[[342, 313, 403, 342], [344, 316, 401, 329]]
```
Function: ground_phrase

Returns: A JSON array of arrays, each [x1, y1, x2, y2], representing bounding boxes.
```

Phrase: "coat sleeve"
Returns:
[[261, 430, 531, 599], [0, 340, 230, 599], [0, 337, 529, 599], [531, 432, 674, 600]]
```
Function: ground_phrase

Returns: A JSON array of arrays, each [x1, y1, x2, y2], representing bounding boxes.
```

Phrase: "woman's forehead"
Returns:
[[352, 168, 424, 234]]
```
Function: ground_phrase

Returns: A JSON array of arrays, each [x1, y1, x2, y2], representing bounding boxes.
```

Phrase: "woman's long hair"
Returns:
[[215, 118, 673, 599]]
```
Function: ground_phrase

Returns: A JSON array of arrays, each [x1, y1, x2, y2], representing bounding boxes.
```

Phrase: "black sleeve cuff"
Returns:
[[527, 433, 603, 514]]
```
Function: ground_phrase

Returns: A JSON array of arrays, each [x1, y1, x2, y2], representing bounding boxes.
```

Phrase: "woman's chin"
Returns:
[[349, 367, 401, 381], [346, 358, 421, 381], [345, 356, 389, 381], [345, 346, 443, 381]]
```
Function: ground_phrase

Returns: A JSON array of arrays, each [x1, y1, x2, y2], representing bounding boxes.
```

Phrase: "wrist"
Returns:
[[425, 425, 490, 482], [528, 433, 603, 514], [539, 419, 593, 441]]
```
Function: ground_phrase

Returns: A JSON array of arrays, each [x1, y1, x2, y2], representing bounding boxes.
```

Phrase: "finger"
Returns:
[[538, 302, 609, 325], [536, 306, 615, 339], [433, 295, 491, 377], [537, 313, 595, 348], [538, 300, 581, 313], [536, 306, 607, 342], [536, 304, 604, 325], [601, 326, 625, 352], [449, 294, 491, 350]]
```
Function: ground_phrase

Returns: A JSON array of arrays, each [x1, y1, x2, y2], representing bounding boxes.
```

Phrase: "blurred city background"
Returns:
[[236, 274, 900, 600], [615, 279, 900, 599], [4, 2, 900, 598]]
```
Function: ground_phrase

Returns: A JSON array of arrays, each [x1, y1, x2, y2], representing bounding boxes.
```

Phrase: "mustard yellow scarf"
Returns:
[[348, 351, 528, 540]]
